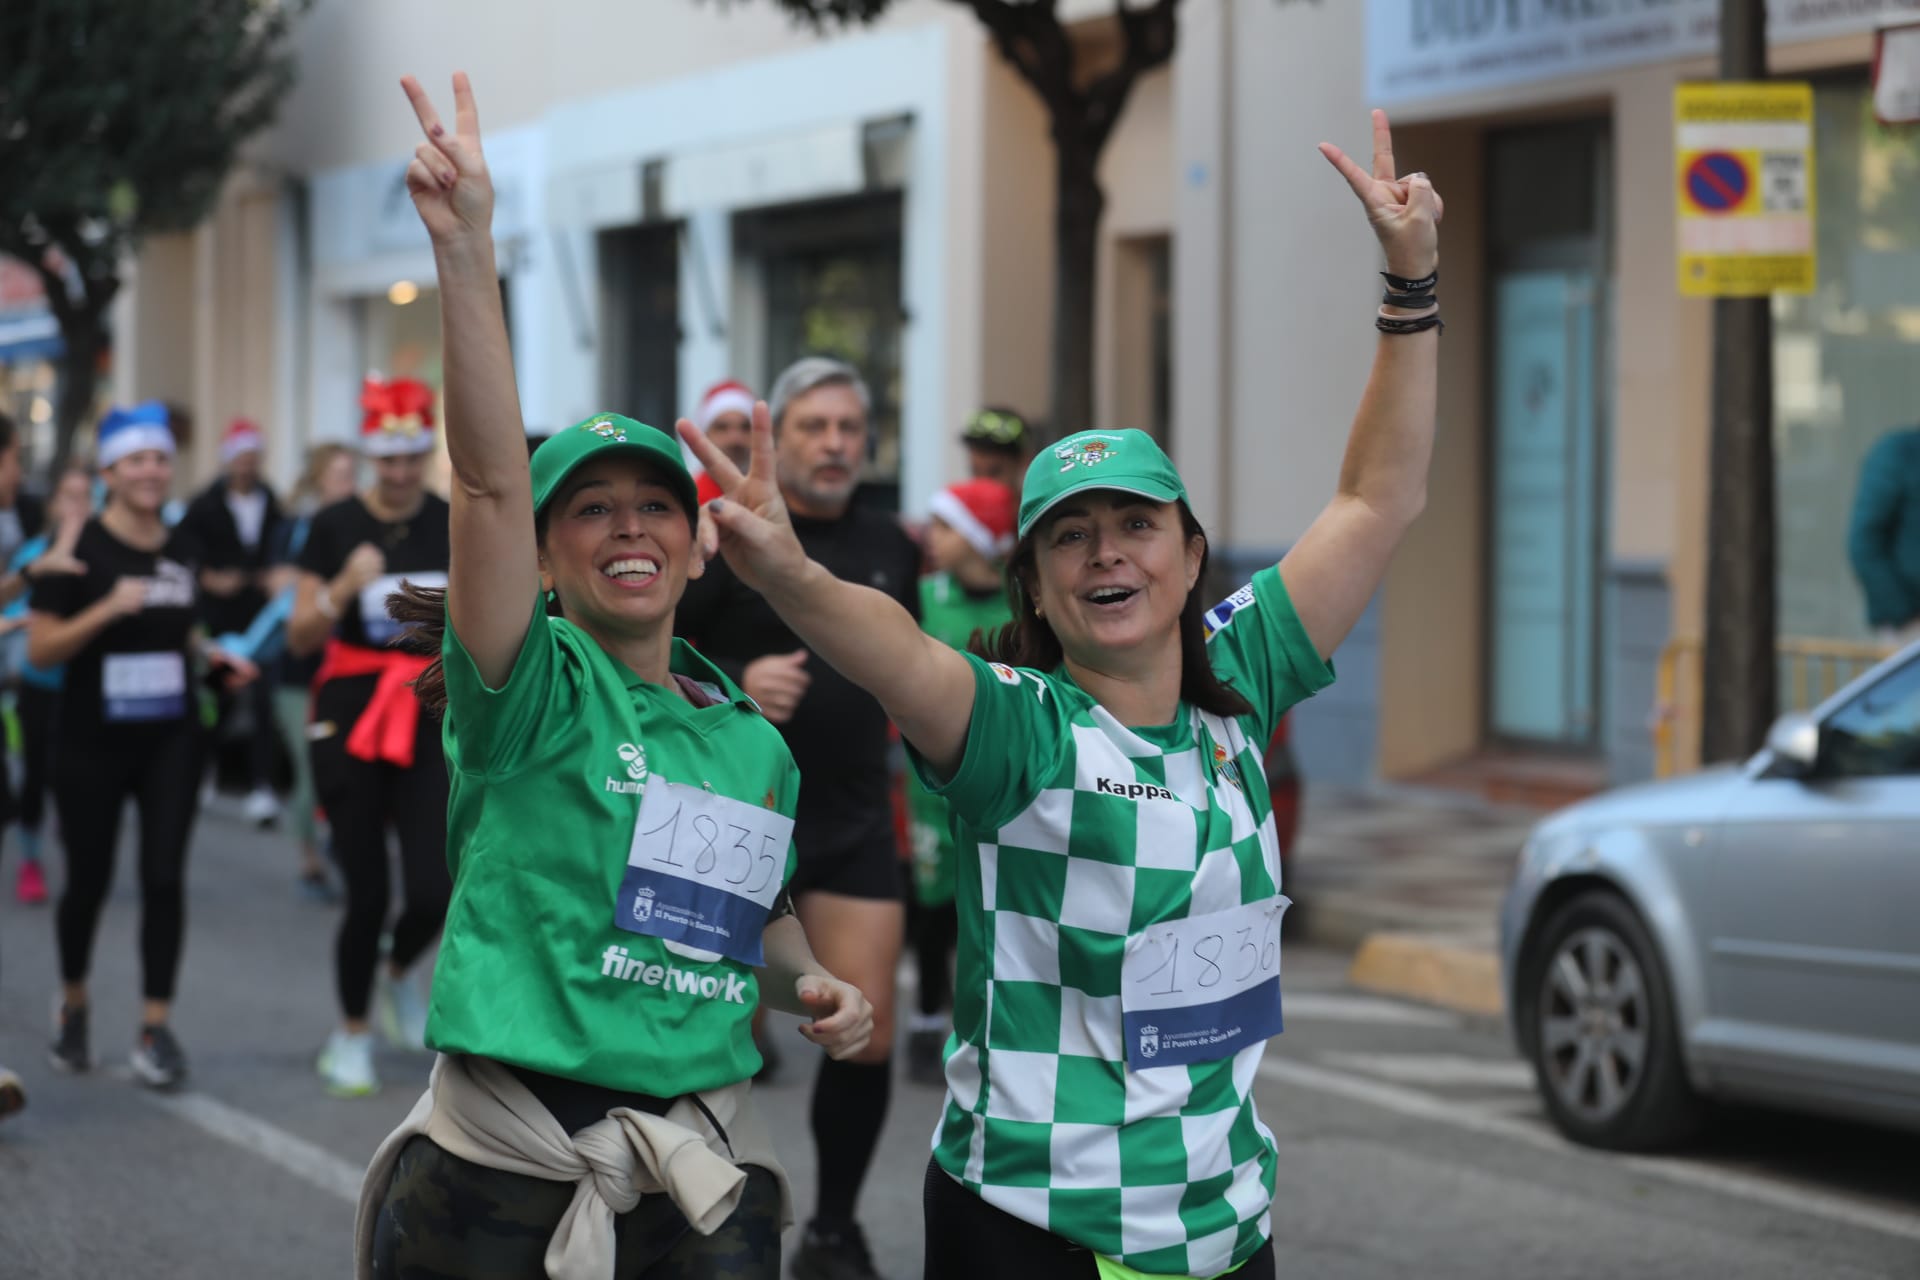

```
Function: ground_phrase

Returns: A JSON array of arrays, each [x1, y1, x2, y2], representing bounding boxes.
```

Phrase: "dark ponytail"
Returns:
[[975, 501, 1253, 721]]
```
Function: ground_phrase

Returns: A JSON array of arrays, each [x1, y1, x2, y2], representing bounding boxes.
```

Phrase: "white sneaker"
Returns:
[[243, 787, 282, 826], [317, 1030, 378, 1097], [377, 971, 430, 1050]]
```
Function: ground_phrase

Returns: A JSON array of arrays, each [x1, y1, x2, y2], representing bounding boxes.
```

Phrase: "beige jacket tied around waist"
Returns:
[[354, 1054, 792, 1280]]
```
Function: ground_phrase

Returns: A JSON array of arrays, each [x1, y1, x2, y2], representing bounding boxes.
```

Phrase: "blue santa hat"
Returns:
[[97, 401, 177, 469]]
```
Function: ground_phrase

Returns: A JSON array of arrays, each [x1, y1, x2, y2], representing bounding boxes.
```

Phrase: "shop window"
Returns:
[[1774, 81, 1920, 641]]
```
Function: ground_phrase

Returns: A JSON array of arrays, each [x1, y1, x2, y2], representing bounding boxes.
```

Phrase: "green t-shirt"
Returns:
[[906, 572, 1013, 906], [428, 601, 800, 1097], [909, 566, 1332, 1276]]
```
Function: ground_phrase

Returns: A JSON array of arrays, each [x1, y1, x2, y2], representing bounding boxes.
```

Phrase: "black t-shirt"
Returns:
[[177, 479, 283, 636], [297, 494, 451, 651], [34, 518, 205, 739], [676, 505, 922, 859]]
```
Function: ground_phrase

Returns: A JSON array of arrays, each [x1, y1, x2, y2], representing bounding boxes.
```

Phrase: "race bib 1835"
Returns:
[[1121, 896, 1288, 1070], [613, 775, 793, 966]]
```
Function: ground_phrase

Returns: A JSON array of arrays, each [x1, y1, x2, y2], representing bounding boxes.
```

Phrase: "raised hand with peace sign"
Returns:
[[400, 72, 493, 245], [1318, 109, 1443, 284]]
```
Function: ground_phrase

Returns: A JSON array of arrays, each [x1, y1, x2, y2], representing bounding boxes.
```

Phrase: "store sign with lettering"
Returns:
[[1367, 0, 1920, 105]]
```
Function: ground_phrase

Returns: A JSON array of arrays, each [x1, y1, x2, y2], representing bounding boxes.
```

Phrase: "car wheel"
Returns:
[[1523, 891, 1701, 1151]]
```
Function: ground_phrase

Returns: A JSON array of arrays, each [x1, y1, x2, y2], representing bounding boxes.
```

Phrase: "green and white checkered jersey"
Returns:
[[910, 565, 1333, 1276]]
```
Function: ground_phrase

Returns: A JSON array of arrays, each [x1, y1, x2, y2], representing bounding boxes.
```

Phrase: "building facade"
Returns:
[[100, 0, 1920, 790]]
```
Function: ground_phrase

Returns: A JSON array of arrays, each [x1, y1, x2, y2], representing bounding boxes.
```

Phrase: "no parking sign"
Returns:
[[1675, 83, 1815, 297]]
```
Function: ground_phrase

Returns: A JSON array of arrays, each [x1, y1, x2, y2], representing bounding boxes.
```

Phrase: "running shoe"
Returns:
[[377, 971, 430, 1049], [130, 1024, 189, 1090], [48, 1001, 89, 1074], [791, 1219, 883, 1280], [317, 1030, 379, 1097], [297, 869, 339, 905], [0, 1064, 24, 1121], [906, 1026, 946, 1088], [243, 786, 282, 827], [15, 859, 46, 906]]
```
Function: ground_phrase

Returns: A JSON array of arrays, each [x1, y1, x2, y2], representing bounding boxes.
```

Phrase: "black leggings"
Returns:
[[922, 1157, 1277, 1280], [911, 900, 957, 1018], [17, 683, 58, 833], [53, 723, 206, 1001], [370, 1135, 781, 1279], [310, 677, 450, 1021]]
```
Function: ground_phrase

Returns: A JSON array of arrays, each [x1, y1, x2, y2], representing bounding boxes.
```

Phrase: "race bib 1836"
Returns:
[[613, 775, 794, 966], [1121, 896, 1288, 1070]]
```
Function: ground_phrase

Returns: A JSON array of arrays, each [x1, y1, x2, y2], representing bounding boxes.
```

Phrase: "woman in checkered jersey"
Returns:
[[685, 112, 1440, 1280]]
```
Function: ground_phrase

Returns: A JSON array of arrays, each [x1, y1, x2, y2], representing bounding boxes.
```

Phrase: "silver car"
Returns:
[[1500, 645, 1920, 1149]]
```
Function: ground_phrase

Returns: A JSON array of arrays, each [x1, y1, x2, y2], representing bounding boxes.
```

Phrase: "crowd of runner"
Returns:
[[0, 69, 1440, 1280]]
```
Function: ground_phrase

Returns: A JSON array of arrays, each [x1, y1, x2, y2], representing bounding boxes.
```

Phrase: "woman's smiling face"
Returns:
[[539, 455, 697, 636], [1030, 492, 1202, 672]]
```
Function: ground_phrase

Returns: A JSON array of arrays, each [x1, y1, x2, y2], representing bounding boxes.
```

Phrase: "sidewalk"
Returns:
[[1287, 786, 1547, 1019]]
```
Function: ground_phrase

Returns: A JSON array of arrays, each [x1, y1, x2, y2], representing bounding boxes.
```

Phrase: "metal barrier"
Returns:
[[1651, 636, 1893, 778]]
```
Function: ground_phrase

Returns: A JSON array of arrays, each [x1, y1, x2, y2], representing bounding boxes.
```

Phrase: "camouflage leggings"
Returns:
[[369, 1135, 782, 1279]]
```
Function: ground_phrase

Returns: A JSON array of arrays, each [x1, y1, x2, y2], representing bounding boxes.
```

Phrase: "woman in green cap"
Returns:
[[683, 112, 1440, 1280], [352, 74, 873, 1280]]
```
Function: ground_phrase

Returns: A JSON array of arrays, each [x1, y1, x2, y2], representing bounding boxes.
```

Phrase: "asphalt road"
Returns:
[[1, 806, 1915, 1279]]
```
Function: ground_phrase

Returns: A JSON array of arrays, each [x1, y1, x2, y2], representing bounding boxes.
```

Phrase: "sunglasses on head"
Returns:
[[964, 410, 1028, 445]]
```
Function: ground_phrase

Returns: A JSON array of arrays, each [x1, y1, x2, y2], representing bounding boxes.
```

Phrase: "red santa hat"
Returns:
[[696, 380, 756, 432], [928, 479, 1017, 561], [359, 376, 437, 456], [220, 418, 263, 465]]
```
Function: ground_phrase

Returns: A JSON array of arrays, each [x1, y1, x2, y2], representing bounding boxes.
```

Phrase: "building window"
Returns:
[[738, 194, 904, 505], [1774, 80, 1920, 640]]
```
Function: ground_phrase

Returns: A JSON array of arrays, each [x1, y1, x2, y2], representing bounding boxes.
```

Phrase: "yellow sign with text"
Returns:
[[1675, 83, 1815, 297]]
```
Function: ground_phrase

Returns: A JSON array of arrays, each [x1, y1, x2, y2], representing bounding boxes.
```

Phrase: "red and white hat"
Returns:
[[929, 479, 1017, 560], [220, 418, 263, 465], [696, 379, 755, 432], [359, 376, 437, 457]]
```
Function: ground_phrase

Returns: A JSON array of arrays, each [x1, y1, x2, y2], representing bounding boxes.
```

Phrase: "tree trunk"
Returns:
[[1050, 140, 1105, 443], [49, 311, 106, 477], [1699, 0, 1776, 763]]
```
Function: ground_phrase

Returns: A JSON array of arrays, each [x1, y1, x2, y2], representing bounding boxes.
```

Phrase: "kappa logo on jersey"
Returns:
[[598, 945, 750, 1003], [1094, 777, 1176, 802], [1202, 583, 1257, 641], [1054, 434, 1124, 472], [584, 417, 628, 442], [604, 742, 649, 795]]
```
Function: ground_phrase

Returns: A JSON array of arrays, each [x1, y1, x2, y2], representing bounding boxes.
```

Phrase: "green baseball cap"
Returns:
[[1017, 428, 1189, 538], [530, 413, 699, 519]]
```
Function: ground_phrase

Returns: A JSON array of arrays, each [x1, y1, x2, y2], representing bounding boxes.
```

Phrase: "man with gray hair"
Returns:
[[677, 355, 919, 1280]]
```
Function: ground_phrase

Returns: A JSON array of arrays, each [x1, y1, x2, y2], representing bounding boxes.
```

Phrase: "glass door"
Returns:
[[1486, 123, 1611, 747]]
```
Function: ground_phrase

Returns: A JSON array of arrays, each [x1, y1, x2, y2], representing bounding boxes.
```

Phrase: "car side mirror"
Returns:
[[1764, 712, 1820, 777]]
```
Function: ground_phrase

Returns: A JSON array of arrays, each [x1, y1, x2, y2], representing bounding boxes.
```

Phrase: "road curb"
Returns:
[[1346, 931, 1506, 1018]]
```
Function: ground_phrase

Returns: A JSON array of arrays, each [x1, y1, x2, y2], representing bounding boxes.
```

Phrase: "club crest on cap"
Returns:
[[585, 417, 628, 442], [1055, 435, 1120, 472]]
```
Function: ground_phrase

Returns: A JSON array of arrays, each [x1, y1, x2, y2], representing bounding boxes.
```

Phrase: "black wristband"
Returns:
[[1377, 311, 1443, 336], [1383, 289, 1439, 309], [1380, 268, 1438, 294]]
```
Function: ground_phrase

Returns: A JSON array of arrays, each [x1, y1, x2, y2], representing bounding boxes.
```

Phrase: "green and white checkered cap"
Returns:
[[530, 413, 698, 518], [1018, 429, 1189, 538]]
